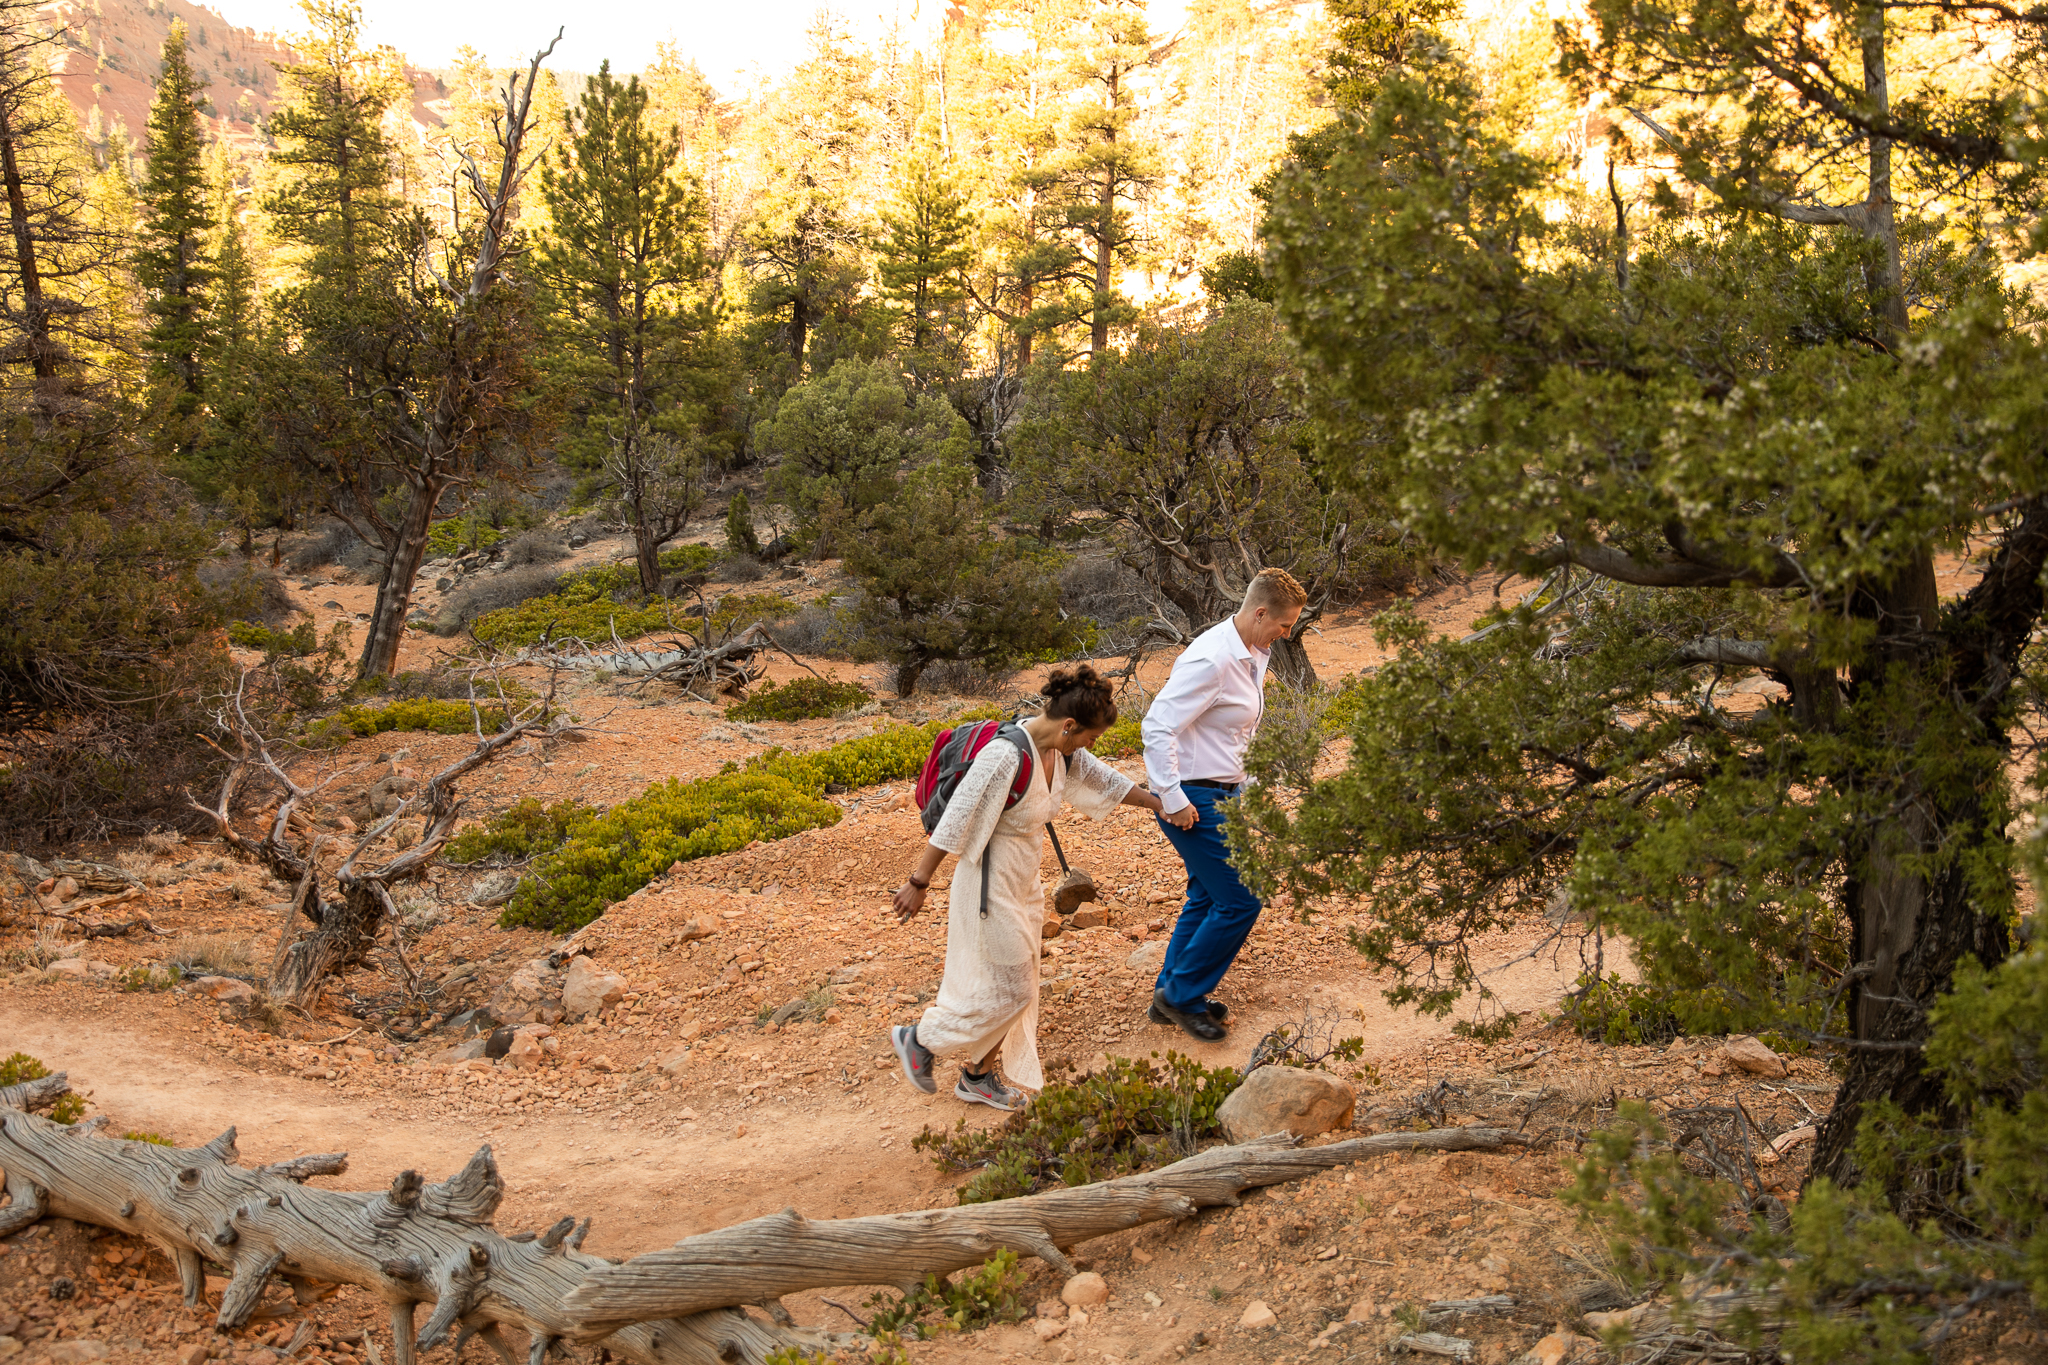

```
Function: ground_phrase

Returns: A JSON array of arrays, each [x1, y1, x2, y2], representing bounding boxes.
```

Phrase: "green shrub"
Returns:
[[228, 619, 318, 656], [497, 772, 841, 932], [727, 676, 872, 722], [865, 1250, 1030, 1339], [426, 516, 507, 558], [496, 710, 1000, 933], [725, 491, 761, 556], [1553, 970, 1686, 1046], [708, 592, 798, 634], [0, 1053, 85, 1123], [303, 697, 513, 746], [1092, 715, 1142, 759], [913, 1052, 1240, 1204], [445, 797, 598, 865], [470, 546, 717, 648], [123, 1129, 175, 1145], [116, 964, 181, 992]]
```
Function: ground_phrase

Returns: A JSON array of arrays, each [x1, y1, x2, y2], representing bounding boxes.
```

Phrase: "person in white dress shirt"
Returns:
[[1141, 568, 1308, 1040]]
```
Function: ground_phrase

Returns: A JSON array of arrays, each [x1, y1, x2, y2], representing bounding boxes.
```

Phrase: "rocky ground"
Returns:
[[0, 542, 2033, 1365]]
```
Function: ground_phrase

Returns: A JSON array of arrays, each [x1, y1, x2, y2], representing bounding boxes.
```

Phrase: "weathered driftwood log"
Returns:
[[0, 1068, 1536, 1363], [561, 1124, 1538, 1338], [0, 1077, 836, 1365]]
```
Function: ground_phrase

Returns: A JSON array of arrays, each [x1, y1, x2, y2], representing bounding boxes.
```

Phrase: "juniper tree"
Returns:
[[1248, 4, 2048, 1205]]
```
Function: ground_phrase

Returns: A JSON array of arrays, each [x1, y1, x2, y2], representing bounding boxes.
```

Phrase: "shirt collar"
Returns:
[[1215, 618, 1263, 663]]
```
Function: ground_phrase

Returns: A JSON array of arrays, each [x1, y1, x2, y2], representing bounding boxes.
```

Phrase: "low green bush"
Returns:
[[727, 676, 872, 723], [495, 710, 1000, 933], [0, 1052, 86, 1123], [707, 591, 798, 634], [470, 546, 718, 648], [865, 1250, 1030, 1339], [913, 1052, 1240, 1203], [445, 797, 598, 865], [1092, 715, 1142, 759], [1553, 970, 1687, 1046], [123, 1129, 175, 1145], [303, 697, 512, 746], [427, 516, 507, 558], [228, 619, 318, 656]]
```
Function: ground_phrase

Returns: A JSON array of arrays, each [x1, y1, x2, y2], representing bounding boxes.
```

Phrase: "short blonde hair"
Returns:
[[1243, 567, 1308, 613]]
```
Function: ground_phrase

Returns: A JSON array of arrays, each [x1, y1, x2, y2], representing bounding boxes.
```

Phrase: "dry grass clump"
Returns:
[[164, 933, 258, 976]]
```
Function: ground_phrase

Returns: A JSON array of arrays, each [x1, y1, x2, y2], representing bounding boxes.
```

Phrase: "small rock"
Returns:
[[1346, 1299, 1377, 1323], [43, 959, 115, 981], [823, 1008, 843, 1024], [1721, 1034, 1788, 1078], [470, 870, 520, 907], [1032, 1318, 1068, 1341], [44, 1343, 110, 1364], [174, 1343, 209, 1365], [1070, 907, 1110, 929], [679, 1019, 704, 1041], [501, 1025, 550, 1070], [1215, 1066, 1356, 1143], [674, 917, 713, 943], [1239, 1301, 1278, 1330], [1126, 940, 1166, 973], [189, 976, 255, 1005], [0, 1337, 21, 1359], [1522, 1331, 1595, 1365], [366, 771, 419, 818], [1041, 917, 1063, 939], [485, 1026, 515, 1060], [769, 999, 807, 1026], [828, 965, 864, 985], [488, 960, 564, 1026], [734, 1123, 747, 1138], [1061, 1272, 1109, 1308], [432, 1038, 488, 1063], [1035, 1300, 1067, 1320], [658, 1050, 692, 1077], [49, 876, 79, 904], [562, 955, 628, 1021]]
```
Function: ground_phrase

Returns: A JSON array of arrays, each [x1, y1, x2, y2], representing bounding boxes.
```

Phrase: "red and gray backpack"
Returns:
[[913, 719, 1068, 917], [915, 720, 1035, 835]]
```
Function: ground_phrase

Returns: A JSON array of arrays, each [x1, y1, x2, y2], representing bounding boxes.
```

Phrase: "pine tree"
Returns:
[[262, 0, 403, 299], [1060, 0, 1160, 356], [876, 114, 973, 378], [537, 63, 717, 598], [135, 20, 213, 428]]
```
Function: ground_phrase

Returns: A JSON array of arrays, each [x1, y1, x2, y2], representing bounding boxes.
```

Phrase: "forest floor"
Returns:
[[0, 535, 2031, 1365]]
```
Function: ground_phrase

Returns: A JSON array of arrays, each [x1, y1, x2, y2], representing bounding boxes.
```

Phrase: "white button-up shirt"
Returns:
[[1141, 618, 1269, 815]]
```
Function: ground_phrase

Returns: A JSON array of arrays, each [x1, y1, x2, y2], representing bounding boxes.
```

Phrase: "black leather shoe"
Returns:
[[1149, 997, 1228, 1025], [1151, 988, 1226, 1041]]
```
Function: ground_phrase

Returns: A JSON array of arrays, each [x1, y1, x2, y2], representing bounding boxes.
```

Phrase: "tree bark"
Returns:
[[357, 479, 440, 680], [1270, 609, 1320, 688]]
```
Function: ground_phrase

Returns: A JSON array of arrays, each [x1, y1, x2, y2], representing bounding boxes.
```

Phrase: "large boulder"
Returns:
[[488, 959, 564, 1025], [1216, 1066, 1355, 1143], [190, 976, 257, 1006], [561, 954, 627, 1021]]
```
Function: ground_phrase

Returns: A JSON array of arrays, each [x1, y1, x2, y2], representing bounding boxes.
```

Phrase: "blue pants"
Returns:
[[1154, 784, 1262, 1010]]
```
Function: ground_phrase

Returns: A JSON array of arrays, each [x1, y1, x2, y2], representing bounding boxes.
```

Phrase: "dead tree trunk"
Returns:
[[0, 1076, 1534, 1365], [190, 668, 582, 1006]]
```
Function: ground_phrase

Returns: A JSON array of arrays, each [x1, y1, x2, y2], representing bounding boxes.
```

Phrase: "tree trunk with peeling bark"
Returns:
[[0, 1074, 1535, 1365]]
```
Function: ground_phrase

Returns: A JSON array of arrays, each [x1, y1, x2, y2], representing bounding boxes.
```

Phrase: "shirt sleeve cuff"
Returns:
[[1158, 785, 1191, 815]]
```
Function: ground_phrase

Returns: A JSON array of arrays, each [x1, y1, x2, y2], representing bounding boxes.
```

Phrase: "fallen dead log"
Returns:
[[560, 1124, 1538, 1338], [0, 1075, 837, 1365], [0, 1063, 1537, 1363]]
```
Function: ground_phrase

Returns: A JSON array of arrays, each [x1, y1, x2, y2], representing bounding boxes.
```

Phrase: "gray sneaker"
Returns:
[[955, 1071, 1024, 1112], [892, 1025, 936, 1094]]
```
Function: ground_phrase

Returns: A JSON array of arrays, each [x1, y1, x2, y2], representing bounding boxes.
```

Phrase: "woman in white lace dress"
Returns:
[[890, 666, 1164, 1110]]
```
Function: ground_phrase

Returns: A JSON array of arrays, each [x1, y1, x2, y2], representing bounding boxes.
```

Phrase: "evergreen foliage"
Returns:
[[135, 22, 213, 429], [838, 466, 1085, 696]]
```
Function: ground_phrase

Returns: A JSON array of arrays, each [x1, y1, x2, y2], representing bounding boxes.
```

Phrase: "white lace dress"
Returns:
[[916, 740, 1133, 1090]]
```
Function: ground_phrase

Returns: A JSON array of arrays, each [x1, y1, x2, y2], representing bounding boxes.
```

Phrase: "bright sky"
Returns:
[[220, 0, 1192, 94]]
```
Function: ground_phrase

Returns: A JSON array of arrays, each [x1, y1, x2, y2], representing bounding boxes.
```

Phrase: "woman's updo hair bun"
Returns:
[[1041, 663, 1117, 731]]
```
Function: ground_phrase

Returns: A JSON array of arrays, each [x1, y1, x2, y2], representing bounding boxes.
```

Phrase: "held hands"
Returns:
[[893, 882, 929, 922], [1163, 804, 1198, 830]]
